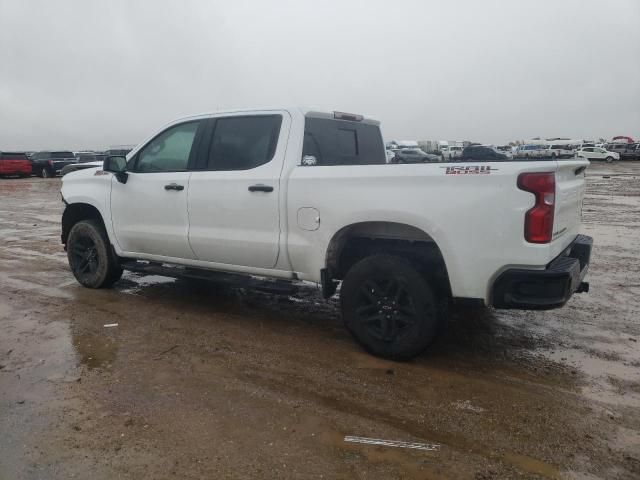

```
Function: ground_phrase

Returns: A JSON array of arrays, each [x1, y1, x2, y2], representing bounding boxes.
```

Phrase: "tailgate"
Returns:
[[552, 158, 589, 252]]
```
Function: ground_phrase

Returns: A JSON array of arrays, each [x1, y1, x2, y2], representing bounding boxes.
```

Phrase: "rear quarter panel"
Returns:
[[287, 160, 585, 302]]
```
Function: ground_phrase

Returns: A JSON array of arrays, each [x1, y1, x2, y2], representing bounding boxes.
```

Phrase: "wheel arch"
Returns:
[[324, 221, 452, 298], [61, 202, 108, 246]]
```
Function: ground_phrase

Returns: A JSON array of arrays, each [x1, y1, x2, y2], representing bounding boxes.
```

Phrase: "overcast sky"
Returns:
[[1, 0, 639, 149]]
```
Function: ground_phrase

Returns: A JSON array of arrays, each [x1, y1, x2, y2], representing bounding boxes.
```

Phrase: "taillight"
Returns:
[[48, 160, 53, 166], [517, 172, 555, 243]]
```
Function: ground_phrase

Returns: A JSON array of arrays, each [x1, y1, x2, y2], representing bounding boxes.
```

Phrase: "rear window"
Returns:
[[0, 152, 28, 160], [303, 117, 385, 166], [51, 151, 74, 159]]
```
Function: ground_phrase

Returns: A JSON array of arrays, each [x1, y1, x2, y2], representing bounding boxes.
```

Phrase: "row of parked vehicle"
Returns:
[[0, 147, 133, 178], [513, 143, 640, 162], [385, 142, 640, 164]]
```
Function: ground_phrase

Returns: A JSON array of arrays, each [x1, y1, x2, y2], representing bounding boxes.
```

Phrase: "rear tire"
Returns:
[[340, 254, 441, 360], [605, 156, 613, 163], [41, 168, 51, 178], [67, 219, 122, 288]]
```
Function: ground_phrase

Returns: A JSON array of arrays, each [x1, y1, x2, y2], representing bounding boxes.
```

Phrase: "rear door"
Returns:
[[552, 158, 589, 245], [187, 111, 290, 269], [110, 120, 204, 258]]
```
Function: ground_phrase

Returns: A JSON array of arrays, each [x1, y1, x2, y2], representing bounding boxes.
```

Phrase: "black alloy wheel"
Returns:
[[341, 254, 442, 360]]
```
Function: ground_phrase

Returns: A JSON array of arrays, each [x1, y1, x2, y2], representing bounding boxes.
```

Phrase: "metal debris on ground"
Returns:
[[103, 323, 119, 328], [344, 436, 440, 451]]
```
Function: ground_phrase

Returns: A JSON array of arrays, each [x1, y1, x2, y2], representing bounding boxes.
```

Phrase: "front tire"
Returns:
[[340, 254, 441, 360], [67, 219, 122, 288], [605, 156, 613, 163]]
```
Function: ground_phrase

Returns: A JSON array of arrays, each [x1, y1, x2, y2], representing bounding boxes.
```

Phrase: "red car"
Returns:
[[0, 152, 32, 177]]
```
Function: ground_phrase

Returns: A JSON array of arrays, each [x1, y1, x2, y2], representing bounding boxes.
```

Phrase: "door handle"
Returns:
[[164, 183, 184, 191], [248, 184, 273, 193]]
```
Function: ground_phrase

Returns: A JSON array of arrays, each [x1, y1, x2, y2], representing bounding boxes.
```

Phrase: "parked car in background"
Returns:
[[618, 144, 640, 161], [104, 146, 134, 157], [393, 148, 440, 163], [385, 149, 396, 163], [605, 143, 639, 161], [60, 153, 108, 176], [516, 144, 548, 158], [460, 145, 509, 161], [547, 144, 575, 159], [0, 152, 32, 177], [495, 145, 514, 159], [576, 147, 619, 162], [440, 145, 463, 161], [30, 151, 77, 177]]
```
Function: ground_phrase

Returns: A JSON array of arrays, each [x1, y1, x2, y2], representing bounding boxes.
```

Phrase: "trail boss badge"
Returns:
[[441, 165, 498, 175]]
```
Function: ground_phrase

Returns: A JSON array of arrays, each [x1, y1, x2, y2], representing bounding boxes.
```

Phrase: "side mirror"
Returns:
[[103, 155, 128, 183]]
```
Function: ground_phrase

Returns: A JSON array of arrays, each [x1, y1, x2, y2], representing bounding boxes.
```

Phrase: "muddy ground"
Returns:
[[1, 162, 639, 479]]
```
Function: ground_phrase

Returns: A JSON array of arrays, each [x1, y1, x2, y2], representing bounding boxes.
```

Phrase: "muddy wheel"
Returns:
[[605, 156, 613, 163], [341, 254, 441, 360], [67, 219, 122, 288]]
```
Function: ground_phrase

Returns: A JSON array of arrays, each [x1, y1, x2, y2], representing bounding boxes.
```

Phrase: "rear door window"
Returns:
[[205, 115, 282, 171]]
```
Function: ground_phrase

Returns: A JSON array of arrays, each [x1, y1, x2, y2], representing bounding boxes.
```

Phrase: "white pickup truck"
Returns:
[[61, 108, 592, 359]]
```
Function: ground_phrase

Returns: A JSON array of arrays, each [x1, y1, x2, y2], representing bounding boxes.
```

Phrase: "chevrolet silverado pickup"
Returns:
[[60, 108, 592, 359]]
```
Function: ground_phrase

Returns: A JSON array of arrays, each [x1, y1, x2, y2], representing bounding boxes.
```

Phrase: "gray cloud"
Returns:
[[1, 0, 639, 150]]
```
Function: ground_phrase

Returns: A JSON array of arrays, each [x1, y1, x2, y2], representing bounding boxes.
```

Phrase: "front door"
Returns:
[[110, 120, 203, 259], [187, 112, 290, 269]]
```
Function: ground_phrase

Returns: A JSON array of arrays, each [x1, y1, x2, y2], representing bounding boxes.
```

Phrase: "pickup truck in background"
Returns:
[[60, 108, 592, 359], [31, 151, 77, 177], [515, 144, 548, 158], [440, 145, 463, 161]]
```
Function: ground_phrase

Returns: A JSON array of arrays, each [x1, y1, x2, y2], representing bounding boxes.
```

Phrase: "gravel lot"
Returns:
[[1, 162, 639, 479]]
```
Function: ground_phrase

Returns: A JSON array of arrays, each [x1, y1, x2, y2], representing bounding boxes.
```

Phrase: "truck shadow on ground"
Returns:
[[114, 274, 561, 376]]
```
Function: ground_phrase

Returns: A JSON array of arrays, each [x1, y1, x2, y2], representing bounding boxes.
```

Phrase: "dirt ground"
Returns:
[[1, 162, 639, 479]]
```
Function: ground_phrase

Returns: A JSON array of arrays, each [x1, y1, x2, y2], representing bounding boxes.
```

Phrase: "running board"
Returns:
[[120, 260, 298, 295]]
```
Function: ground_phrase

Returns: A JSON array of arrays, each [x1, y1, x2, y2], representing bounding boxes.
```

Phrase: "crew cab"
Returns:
[[60, 108, 592, 359], [0, 152, 32, 177], [31, 151, 77, 177]]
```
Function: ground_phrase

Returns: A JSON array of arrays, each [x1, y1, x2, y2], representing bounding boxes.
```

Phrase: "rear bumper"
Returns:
[[492, 234, 592, 310]]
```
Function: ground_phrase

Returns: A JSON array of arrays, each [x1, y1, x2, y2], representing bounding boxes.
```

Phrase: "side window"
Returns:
[[206, 115, 282, 171], [135, 121, 200, 173]]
